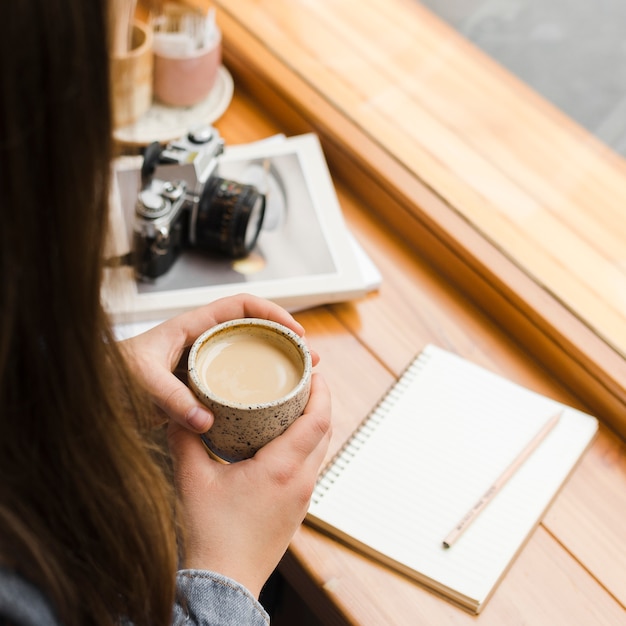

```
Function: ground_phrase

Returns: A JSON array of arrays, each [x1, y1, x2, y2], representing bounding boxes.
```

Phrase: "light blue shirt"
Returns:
[[0, 567, 269, 625]]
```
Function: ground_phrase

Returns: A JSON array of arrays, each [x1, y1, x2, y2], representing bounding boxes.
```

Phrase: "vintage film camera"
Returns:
[[133, 127, 266, 280]]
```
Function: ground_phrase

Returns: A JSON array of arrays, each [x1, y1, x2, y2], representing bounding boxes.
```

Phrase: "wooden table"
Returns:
[[134, 2, 626, 622], [211, 79, 626, 626], [210, 0, 626, 441]]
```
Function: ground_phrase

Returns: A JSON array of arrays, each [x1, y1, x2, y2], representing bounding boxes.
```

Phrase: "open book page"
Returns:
[[307, 345, 598, 612]]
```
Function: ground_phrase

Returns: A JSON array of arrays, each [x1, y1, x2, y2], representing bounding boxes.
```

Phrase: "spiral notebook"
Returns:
[[305, 345, 598, 613]]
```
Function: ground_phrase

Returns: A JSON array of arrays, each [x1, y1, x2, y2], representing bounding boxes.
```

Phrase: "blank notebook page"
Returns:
[[307, 345, 598, 610]]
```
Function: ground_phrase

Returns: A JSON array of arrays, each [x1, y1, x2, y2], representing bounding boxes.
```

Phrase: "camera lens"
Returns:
[[194, 177, 266, 257]]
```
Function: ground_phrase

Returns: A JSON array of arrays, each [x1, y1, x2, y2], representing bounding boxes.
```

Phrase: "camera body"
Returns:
[[133, 127, 266, 280]]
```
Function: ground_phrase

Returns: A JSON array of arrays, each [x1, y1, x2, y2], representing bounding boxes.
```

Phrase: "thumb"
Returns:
[[152, 371, 214, 433]]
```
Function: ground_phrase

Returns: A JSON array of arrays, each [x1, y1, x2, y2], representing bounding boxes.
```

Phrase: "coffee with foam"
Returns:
[[195, 331, 304, 404]]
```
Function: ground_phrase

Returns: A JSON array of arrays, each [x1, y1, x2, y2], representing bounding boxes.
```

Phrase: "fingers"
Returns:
[[256, 373, 332, 470], [151, 369, 214, 433], [166, 293, 305, 348], [169, 374, 332, 474], [165, 389, 214, 434]]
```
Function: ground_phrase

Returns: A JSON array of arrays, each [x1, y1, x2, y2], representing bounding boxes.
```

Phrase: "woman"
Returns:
[[0, 1, 331, 624]]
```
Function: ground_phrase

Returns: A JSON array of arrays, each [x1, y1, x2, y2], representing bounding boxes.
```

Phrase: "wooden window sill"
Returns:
[[210, 0, 626, 439]]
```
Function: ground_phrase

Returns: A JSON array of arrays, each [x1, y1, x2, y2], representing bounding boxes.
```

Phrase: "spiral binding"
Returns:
[[310, 349, 431, 506]]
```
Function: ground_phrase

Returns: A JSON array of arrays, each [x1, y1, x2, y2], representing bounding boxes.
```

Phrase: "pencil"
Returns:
[[442, 411, 562, 549]]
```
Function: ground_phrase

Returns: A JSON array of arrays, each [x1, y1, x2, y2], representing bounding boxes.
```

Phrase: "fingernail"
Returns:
[[186, 407, 213, 432]]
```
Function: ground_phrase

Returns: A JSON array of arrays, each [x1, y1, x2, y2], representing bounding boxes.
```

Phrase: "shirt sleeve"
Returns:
[[0, 568, 59, 626], [172, 569, 270, 626]]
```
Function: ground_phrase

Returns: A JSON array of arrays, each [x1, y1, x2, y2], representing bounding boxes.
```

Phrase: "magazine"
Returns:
[[104, 133, 380, 335]]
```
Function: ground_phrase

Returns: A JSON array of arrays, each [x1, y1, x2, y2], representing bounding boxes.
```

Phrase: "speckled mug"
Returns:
[[188, 318, 312, 462]]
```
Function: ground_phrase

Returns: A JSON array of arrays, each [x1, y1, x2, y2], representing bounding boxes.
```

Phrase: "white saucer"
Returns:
[[113, 65, 234, 147]]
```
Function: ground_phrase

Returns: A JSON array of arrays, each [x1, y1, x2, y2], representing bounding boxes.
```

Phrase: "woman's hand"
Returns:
[[123, 292, 332, 597], [120, 293, 319, 432], [167, 373, 332, 598]]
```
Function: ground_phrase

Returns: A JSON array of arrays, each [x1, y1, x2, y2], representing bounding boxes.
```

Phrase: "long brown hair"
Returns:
[[0, 1, 178, 624]]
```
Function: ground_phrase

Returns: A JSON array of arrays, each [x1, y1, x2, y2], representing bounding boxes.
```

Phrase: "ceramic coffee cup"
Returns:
[[188, 318, 312, 462]]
